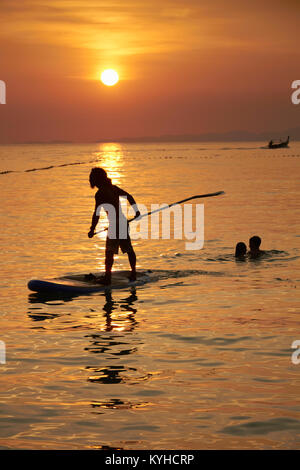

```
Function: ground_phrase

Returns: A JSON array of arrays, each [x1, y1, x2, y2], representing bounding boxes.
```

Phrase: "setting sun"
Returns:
[[100, 69, 119, 86]]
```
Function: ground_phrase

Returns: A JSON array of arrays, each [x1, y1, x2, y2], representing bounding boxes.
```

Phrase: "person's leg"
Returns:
[[105, 250, 114, 281], [97, 237, 118, 284], [96, 251, 113, 284], [120, 228, 136, 281], [127, 248, 136, 281]]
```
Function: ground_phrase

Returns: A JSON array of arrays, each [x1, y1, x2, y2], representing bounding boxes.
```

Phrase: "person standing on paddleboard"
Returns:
[[88, 167, 140, 285]]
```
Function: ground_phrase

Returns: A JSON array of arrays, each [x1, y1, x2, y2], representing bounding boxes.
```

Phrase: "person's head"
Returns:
[[89, 167, 110, 188], [249, 236, 261, 251], [235, 242, 247, 258]]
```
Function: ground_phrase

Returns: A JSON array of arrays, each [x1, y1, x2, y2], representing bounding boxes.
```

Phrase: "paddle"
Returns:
[[95, 191, 225, 235]]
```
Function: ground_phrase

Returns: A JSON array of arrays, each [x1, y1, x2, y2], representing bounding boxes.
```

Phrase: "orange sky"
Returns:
[[0, 0, 299, 142]]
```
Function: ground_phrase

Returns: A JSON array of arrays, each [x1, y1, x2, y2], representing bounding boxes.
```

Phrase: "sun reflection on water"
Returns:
[[93, 142, 124, 185]]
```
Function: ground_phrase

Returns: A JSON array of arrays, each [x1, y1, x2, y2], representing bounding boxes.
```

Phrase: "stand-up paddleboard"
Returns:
[[28, 270, 151, 295]]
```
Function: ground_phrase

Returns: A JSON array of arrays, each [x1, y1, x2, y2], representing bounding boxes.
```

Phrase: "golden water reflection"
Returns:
[[93, 142, 124, 185]]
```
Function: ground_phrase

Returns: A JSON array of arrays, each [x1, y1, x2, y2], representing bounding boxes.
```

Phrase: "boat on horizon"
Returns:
[[268, 136, 290, 149]]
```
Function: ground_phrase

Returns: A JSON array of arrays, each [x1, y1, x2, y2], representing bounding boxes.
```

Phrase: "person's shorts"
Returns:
[[105, 235, 133, 254]]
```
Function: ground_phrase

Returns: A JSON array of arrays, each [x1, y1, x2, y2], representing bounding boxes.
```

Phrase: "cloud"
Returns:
[[2, 0, 298, 54]]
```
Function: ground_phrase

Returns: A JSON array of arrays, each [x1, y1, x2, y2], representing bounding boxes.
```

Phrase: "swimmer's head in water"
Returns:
[[89, 167, 110, 188], [249, 236, 261, 250], [235, 242, 247, 257]]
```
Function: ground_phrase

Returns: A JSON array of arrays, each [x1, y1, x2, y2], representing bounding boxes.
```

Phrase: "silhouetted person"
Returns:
[[88, 168, 140, 285], [248, 235, 264, 258], [235, 242, 247, 259]]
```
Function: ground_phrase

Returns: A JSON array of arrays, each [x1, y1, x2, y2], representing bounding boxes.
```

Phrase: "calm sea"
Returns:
[[0, 142, 299, 449]]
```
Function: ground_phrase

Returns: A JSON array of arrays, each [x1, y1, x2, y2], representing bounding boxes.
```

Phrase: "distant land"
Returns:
[[2, 127, 300, 144], [116, 127, 300, 143]]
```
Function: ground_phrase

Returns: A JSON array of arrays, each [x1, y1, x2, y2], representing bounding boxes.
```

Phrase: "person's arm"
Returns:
[[117, 187, 141, 218], [88, 197, 101, 238]]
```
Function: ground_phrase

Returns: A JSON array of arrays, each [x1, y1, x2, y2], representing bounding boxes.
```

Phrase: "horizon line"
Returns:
[[0, 129, 299, 145]]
